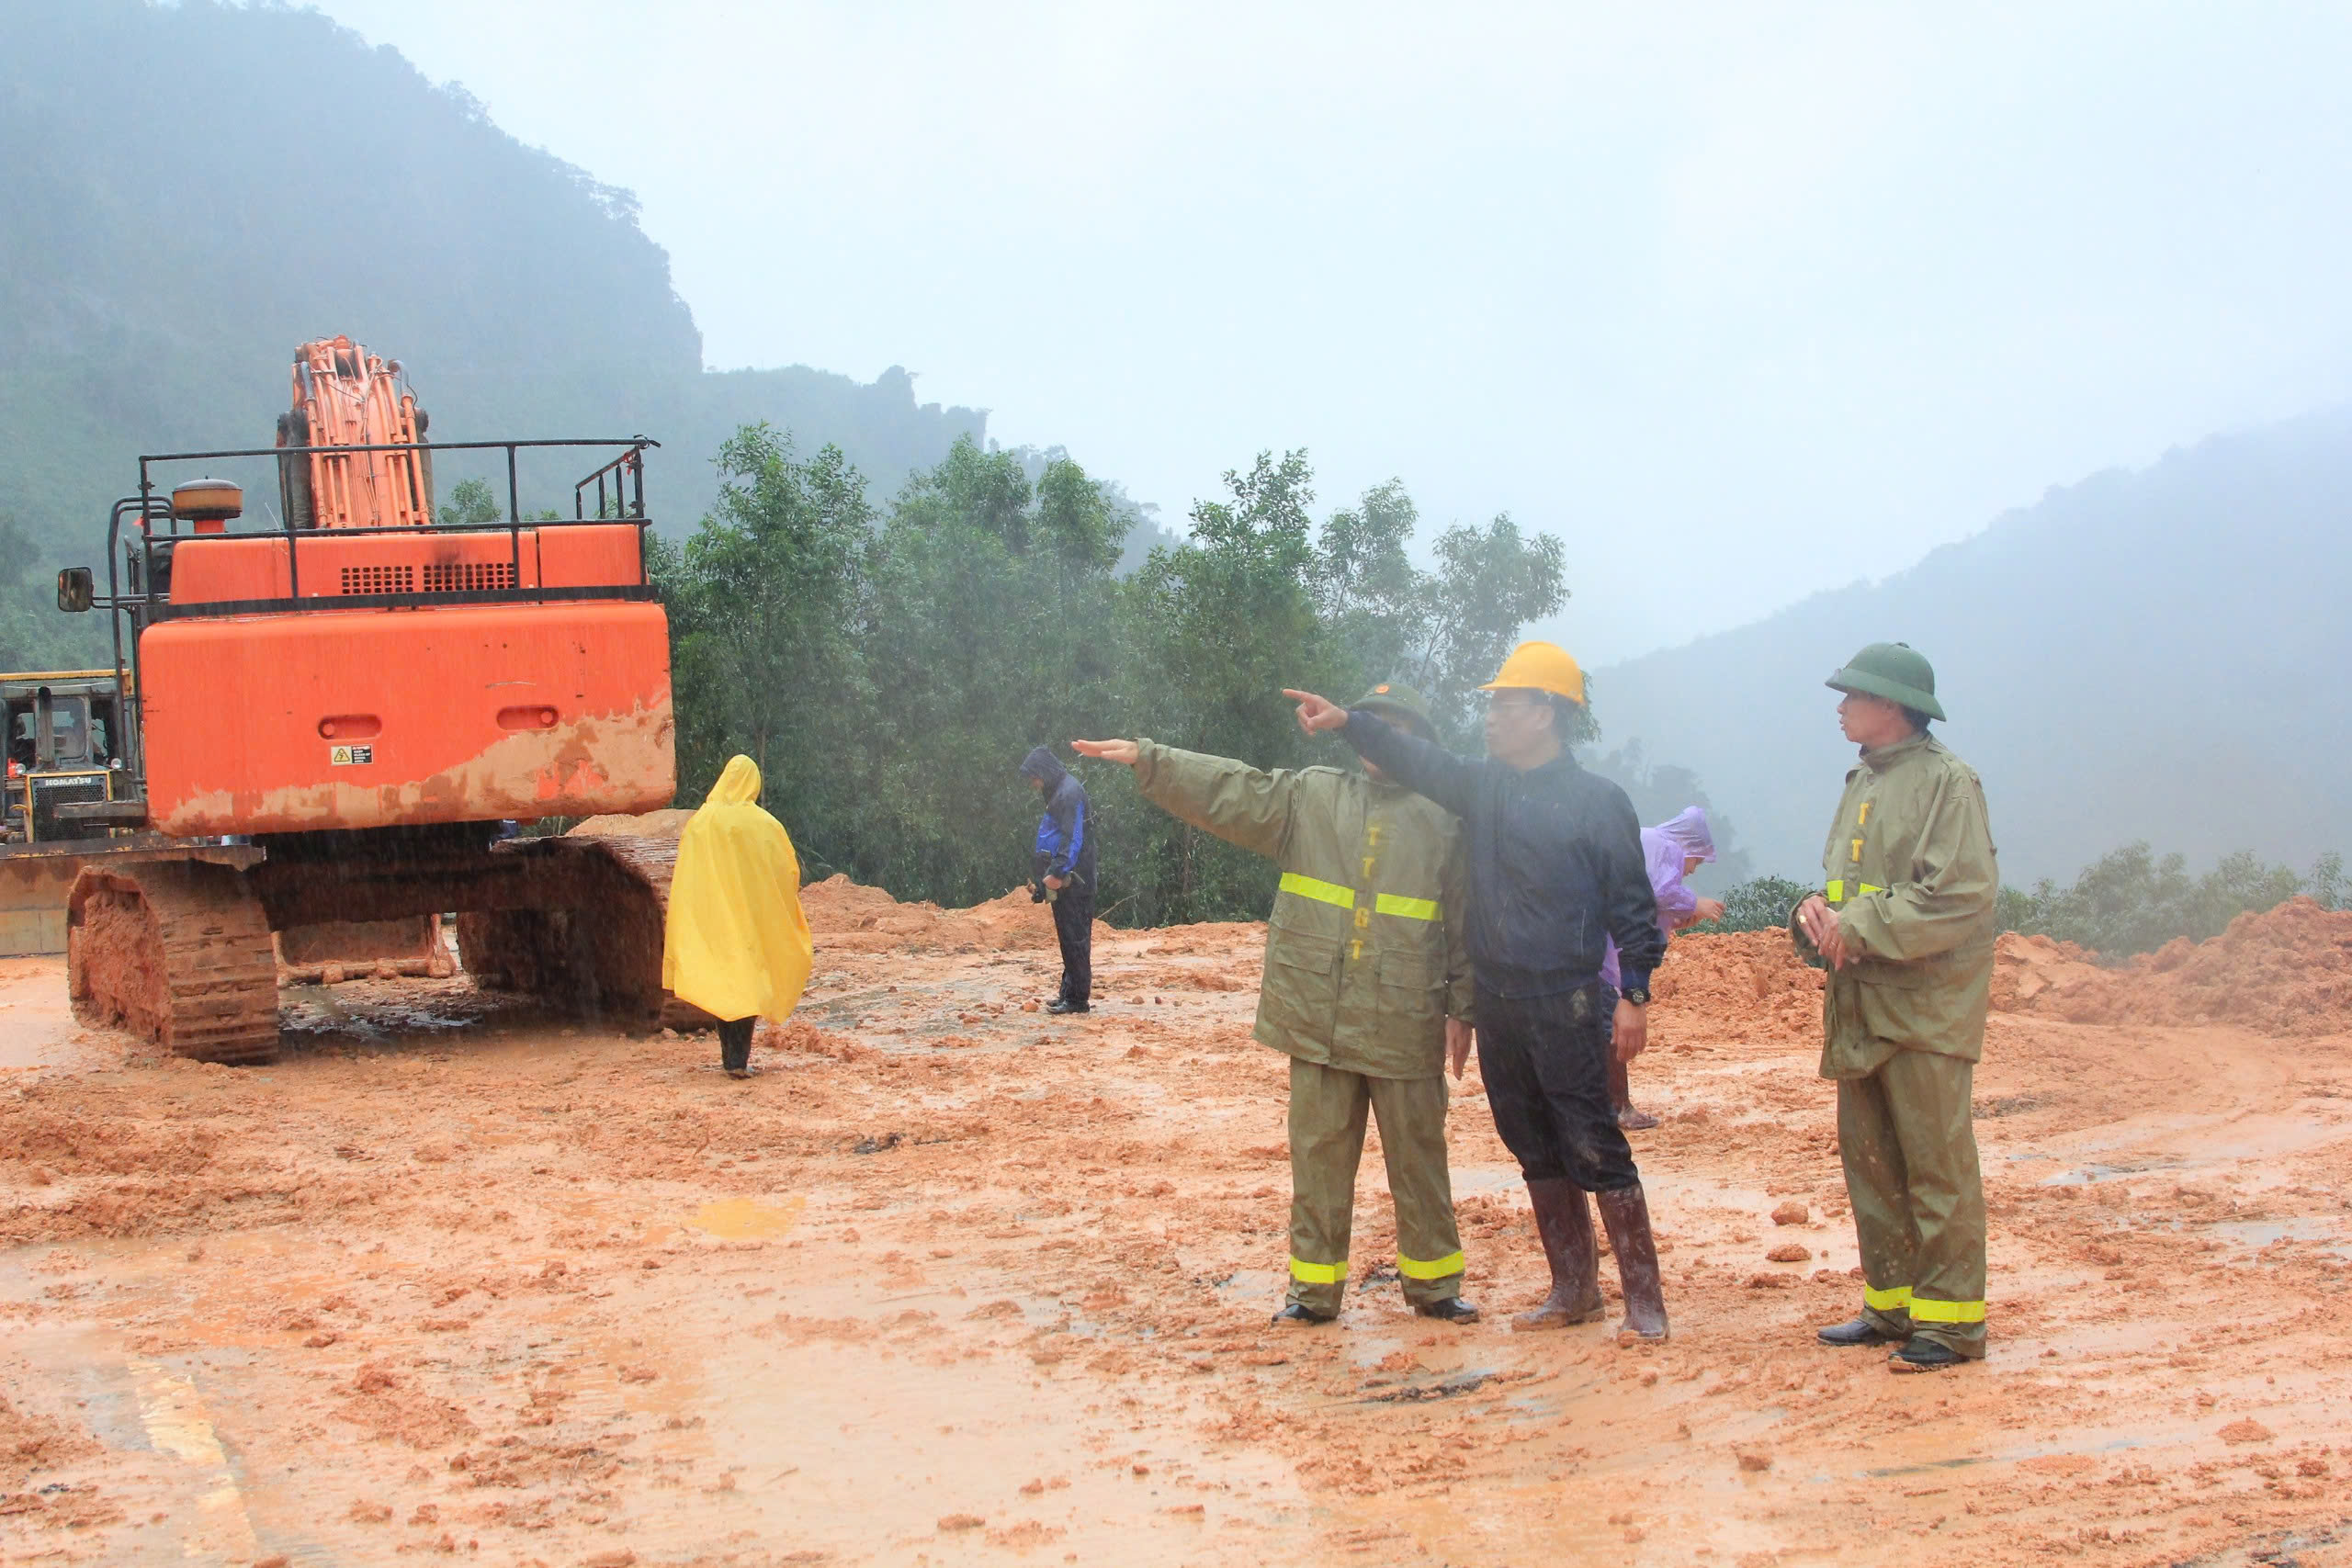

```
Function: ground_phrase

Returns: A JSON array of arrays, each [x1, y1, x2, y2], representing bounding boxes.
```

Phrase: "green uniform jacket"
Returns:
[[1792, 734, 1998, 1078], [1133, 740, 1473, 1081]]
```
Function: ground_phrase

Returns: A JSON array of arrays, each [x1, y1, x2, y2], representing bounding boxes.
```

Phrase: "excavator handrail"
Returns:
[[136, 435, 660, 464]]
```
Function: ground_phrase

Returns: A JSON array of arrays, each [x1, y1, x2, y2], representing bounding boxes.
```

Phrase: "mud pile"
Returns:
[[802, 874, 1108, 954], [1996, 897, 2352, 1037], [1990, 932, 2106, 1014], [1650, 930, 1824, 1042]]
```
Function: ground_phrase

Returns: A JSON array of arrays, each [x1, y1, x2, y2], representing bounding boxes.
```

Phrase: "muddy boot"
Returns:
[[1512, 1178, 1605, 1331], [1609, 1056, 1658, 1130], [1594, 1183, 1669, 1344]]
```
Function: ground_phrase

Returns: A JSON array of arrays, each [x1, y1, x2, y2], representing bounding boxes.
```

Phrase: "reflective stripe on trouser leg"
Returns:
[[1368, 1071, 1464, 1304], [1287, 1057, 1373, 1314], [1838, 1071, 1918, 1337], [1878, 1049, 1987, 1354]]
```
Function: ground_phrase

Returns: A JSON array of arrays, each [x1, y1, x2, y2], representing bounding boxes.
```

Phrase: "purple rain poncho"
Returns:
[[1601, 807, 1717, 988]]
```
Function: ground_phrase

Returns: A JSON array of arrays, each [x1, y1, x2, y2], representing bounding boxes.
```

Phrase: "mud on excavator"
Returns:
[[48, 335, 695, 1063]]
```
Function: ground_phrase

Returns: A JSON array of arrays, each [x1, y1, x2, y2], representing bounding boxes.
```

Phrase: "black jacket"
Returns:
[[1342, 710, 1664, 998], [1019, 746, 1094, 886]]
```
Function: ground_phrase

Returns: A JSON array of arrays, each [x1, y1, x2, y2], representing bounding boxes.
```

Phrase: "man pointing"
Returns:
[[1284, 642, 1670, 1343], [1072, 682, 1478, 1325]]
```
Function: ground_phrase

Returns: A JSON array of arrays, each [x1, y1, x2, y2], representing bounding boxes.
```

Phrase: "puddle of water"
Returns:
[[126, 1355, 261, 1562], [2198, 1215, 2346, 1249], [687, 1195, 808, 1240], [2039, 1161, 2161, 1187]]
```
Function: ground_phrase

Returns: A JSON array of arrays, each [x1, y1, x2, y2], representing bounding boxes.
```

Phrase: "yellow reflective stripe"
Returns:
[[1906, 1295, 1986, 1325], [1824, 880, 1886, 905], [1374, 893, 1440, 922], [1289, 1257, 1347, 1284], [1279, 873, 1357, 910], [1396, 1250, 1464, 1280], [1862, 1283, 1913, 1313]]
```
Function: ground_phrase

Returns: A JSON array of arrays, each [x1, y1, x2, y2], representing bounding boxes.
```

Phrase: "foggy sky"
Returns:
[[302, 0, 2352, 664]]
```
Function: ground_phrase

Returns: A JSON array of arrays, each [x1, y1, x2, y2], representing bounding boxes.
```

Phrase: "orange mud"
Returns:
[[1998, 897, 2352, 1038], [3, 888, 2350, 1566]]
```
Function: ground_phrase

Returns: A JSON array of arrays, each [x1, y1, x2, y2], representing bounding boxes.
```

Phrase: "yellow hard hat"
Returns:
[[1479, 640, 1585, 705]]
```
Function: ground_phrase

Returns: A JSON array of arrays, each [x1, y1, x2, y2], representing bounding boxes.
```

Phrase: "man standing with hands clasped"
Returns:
[[1071, 682, 1479, 1326], [1792, 643, 1997, 1373], [1284, 642, 1671, 1344]]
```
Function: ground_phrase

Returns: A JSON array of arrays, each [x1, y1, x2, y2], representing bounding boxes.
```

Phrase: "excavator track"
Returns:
[[456, 829, 714, 1032], [67, 860, 280, 1064]]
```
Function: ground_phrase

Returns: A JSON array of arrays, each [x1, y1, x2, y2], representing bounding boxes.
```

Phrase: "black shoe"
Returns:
[[1412, 1297, 1480, 1324], [1818, 1314, 1903, 1347], [1270, 1303, 1336, 1325], [1889, 1338, 1969, 1373], [1045, 998, 1091, 1015]]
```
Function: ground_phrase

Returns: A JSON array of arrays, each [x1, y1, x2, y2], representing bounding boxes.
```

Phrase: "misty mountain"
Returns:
[[0, 0, 982, 570], [1588, 408, 2352, 886]]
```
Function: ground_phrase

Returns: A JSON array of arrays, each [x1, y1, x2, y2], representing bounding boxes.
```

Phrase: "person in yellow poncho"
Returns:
[[662, 754, 814, 1078]]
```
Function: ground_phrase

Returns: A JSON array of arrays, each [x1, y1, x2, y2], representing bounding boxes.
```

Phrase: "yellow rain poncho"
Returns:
[[662, 755, 814, 1023]]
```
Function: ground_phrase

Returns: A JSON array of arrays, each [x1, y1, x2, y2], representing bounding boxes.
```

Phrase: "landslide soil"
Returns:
[[4, 892, 2351, 1567]]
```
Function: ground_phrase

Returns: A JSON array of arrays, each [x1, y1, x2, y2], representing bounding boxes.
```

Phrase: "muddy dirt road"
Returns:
[[3, 889, 2349, 1567]]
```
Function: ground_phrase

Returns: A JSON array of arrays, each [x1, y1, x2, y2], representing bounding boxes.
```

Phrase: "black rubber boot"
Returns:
[[1513, 1178, 1605, 1331], [1271, 1303, 1335, 1325], [1594, 1183, 1669, 1344], [1889, 1338, 1969, 1373], [1045, 998, 1090, 1015], [1818, 1314, 1904, 1347], [1412, 1297, 1481, 1324]]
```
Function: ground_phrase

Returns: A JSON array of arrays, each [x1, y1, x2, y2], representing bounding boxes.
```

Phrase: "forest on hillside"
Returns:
[[1591, 410, 2352, 888], [0, 0, 985, 660]]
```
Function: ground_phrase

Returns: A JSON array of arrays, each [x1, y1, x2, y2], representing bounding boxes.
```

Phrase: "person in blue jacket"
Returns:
[[1020, 745, 1096, 1014]]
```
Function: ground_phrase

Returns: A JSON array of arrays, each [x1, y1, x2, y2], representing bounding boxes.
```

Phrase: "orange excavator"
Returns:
[[53, 336, 688, 1061]]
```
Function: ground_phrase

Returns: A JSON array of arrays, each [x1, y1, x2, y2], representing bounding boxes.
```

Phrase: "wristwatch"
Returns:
[[1621, 986, 1650, 1007]]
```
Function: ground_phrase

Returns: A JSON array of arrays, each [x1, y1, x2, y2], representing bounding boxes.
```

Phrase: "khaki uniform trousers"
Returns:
[[1839, 1047, 1987, 1357], [1285, 1058, 1464, 1315]]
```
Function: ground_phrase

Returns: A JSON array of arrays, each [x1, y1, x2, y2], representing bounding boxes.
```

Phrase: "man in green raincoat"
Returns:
[[1073, 683, 1478, 1325], [1792, 643, 1997, 1372]]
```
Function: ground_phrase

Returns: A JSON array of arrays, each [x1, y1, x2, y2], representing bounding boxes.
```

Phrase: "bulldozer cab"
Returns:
[[3, 671, 125, 845]]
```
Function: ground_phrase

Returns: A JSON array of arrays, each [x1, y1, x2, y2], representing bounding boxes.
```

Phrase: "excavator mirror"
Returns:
[[55, 568, 93, 614]]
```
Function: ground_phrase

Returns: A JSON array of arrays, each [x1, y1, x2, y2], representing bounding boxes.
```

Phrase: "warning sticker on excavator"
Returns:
[[330, 744, 374, 766]]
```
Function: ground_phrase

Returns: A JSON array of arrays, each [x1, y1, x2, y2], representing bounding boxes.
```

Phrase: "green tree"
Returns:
[[1117, 451, 1352, 923], [1697, 874, 1815, 934], [656, 423, 873, 863], [439, 477, 503, 526], [1420, 514, 1573, 745], [845, 437, 1125, 902]]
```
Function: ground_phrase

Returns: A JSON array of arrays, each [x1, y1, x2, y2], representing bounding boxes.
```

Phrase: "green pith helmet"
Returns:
[[1826, 641, 1946, 721], [1351, 681, 1438, 740]]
